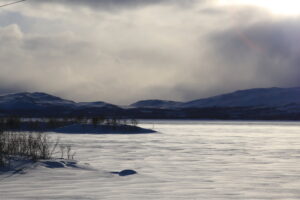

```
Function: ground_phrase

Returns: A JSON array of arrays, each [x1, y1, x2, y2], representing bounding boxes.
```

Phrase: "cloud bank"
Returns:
[[0, 0, 299, 104]]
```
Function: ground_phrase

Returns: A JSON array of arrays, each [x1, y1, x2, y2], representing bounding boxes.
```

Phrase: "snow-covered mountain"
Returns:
[[129, 87, 300, 109], [77, 101, 119, 109], [130, 100, 182, 109], [0, 92, 122, 117], [181, 87, 300, 108], [1, 87, 300, 119], [0, 92, 75, 110]]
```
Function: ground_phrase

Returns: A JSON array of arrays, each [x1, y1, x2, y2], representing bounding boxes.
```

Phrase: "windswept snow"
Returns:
[[1, 121, 300, 199]]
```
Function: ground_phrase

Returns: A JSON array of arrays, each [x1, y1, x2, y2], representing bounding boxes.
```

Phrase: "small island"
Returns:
[[0, 116, 156, 134], [0, 116, 155, 173]]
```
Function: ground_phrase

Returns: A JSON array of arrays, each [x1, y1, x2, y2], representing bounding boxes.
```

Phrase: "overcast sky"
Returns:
[[0, 0, 299, 104]]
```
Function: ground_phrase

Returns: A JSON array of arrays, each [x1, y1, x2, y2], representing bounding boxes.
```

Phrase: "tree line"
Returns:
[[0, 116, 139, 131]]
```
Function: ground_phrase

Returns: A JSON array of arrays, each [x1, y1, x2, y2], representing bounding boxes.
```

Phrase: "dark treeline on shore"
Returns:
[[0, 116, 143, 169], [0, 116, 139, 132]]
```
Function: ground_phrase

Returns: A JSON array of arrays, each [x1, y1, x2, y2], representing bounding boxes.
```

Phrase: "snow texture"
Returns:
[[1, 120, 300, 199]]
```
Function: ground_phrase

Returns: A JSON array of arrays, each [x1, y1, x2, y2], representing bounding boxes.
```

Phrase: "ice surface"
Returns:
[[1, 120, 300, 199]]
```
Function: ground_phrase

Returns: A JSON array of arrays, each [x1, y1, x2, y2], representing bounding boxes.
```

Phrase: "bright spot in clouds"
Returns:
[[218, 0, 300, 15]]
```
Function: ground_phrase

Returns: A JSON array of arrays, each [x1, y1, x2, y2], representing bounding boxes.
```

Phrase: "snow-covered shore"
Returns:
[[53, 124, 156, 134], [1, 122, 156, 134], [0, 158, 92, 175]]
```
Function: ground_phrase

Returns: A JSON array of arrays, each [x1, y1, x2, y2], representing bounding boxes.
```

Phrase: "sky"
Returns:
[[0, 0, 300, 104]]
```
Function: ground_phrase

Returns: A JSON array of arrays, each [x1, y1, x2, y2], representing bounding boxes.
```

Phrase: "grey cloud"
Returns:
[[209, 18, 300, 87], [150, 9, 300, 102], [1, 3, 300, 104], [0, 23, 190, 104], [28, 0, 199, 10]]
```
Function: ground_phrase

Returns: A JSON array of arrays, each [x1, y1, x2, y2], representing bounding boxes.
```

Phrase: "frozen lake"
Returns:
[[1, 120, 300, 199]]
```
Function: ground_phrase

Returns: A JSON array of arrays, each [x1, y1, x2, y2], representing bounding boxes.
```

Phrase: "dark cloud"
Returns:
[[209, 17, 300, 88], [148, 8, 300, 102]]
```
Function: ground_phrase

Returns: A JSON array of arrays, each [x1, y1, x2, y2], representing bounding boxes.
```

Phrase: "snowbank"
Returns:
[[0, 158, 91, 175]]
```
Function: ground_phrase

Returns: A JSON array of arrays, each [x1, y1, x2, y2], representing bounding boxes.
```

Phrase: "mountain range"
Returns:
[[131, 87, 300, 108], [0, 87, 300, 120]]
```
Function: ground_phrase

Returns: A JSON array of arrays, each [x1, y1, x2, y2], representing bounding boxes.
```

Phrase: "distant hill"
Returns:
[[0, 92, 75, 110], [130, 87, 300, 111], [0, 92, 122, 117], [0, 87, 300, 120], [127, 87, 300, 120], [130, 100, 182, 109], [181, 87, 300, 108], [77, 101, 119, 109]]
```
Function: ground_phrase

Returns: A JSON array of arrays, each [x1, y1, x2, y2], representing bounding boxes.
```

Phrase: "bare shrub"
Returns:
[[130, 119, 139, 126], [0, 130, 73, 168], [58, 144, 75, 160]]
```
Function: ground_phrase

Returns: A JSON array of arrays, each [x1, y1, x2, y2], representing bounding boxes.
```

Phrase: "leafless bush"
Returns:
[[0, 130, 74, 168], [57, 144, 75, 160]]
